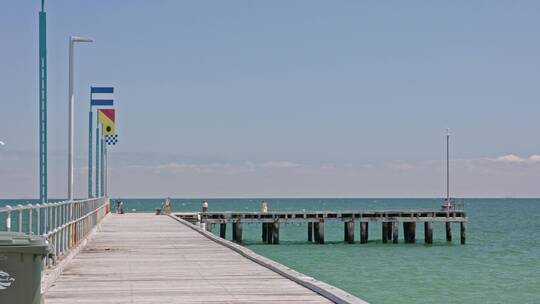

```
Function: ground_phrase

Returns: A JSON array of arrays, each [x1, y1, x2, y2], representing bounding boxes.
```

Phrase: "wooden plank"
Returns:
[[45, 213, 333, 304]]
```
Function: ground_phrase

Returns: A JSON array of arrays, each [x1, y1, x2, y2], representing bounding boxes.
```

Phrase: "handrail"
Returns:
[[0, 197, 110, 267]]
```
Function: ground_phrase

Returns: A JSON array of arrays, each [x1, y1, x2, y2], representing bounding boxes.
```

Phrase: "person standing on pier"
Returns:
[[162, 197, 172, 214], [202, 200, 209, 212]]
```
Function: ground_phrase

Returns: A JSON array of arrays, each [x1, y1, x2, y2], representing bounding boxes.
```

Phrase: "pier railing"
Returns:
[[0, 197, 109, 267]]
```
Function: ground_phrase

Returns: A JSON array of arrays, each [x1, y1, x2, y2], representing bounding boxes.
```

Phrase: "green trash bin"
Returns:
[[0, 232, 51, 304]]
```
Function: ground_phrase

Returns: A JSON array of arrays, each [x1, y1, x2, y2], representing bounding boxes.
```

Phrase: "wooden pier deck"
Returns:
[[44, 213, 353, 304], [186, 208, 467, 245]]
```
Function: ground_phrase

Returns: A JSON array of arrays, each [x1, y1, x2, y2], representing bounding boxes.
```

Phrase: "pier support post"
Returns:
[[272, 221, 280, 245], [220, 223, 226, 239], [234, 222, 243, 244], [262, 223, 268, 242], [382, 222, 390, 243], [460, 222, 466, 244], [313, 222, 320, 243], [360, 222, 368, 244], [267, 222, 274, 244], [316, 220, 324, 244], [404, 222, 416, 243], [345, 221, 354, 243], [446, 222, 452, 242], [424, 222, 433, 244], [387, 222, 392, 241], [410, 222, 416, 243], [392, 222, 398, 244], [308, 222, 313, 242], [232, 222, 237, 241]]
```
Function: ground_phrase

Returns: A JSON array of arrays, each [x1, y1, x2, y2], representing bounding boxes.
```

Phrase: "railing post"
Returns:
[[36, 204, 41, 235], [5, 205, 12, 232], [28, 205, 33, 234], [17, 205, 23, 232]]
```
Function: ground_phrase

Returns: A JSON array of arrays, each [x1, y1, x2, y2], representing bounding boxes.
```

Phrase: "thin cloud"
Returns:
[[492, 154, 540, 163]]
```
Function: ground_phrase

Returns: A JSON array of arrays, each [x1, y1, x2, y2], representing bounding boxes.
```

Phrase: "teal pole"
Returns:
[[39, 0, 48, 204], [95, 121, 100, 197], [101, 136, 105, 197], [88, 109, 93, 198]]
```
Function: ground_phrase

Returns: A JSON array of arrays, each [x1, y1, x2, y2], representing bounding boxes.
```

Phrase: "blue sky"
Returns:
[[1, 1, 539, 198]]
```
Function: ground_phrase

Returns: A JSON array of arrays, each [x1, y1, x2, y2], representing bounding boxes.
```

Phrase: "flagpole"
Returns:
[[88, 89, 93, 198], [95, 118, 100, 197], [104, 142, 108, 197], [101, 136, 105, 197]]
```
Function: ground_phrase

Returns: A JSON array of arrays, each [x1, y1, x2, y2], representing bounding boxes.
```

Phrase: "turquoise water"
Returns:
[[2, 198, 539, 303]]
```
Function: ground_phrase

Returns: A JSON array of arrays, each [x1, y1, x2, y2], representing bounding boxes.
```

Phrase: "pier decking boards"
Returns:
[[44, 213, 335, 304]]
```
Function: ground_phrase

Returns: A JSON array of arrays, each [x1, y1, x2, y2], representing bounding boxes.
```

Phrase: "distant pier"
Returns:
[[177, 207, 467, 245]]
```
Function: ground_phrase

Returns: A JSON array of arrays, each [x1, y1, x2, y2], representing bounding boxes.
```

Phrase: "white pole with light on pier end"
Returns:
[[67, 36, 93, 201]]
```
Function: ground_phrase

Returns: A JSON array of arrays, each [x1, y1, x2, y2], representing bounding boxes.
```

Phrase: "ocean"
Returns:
[[1, 198, 539, 303]]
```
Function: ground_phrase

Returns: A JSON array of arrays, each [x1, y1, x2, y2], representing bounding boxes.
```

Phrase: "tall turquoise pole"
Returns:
[[39, 0, 48, 204], [95, 119, 100, 197], [88, 88, 93, 198]]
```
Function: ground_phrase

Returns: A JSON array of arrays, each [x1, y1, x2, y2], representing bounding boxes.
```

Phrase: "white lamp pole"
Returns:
[[68, 36, 93, 201]]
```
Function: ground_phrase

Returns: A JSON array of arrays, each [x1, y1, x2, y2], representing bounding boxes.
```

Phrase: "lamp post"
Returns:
[[68, 36, 93, 201]]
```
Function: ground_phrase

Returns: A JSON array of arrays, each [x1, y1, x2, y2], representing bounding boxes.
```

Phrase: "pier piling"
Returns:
[[262, 223, 268, 242], [313, 222, 319, 243], [446, 222, 452, 242], [392, 222, 399, 244], [308, 222, 313, 242], [220, 223, 226, 238], [424, 221, 433, 244], [273, 221, 280, 244], [382, 222, 389, 243], [360, 222, 368, 243], [345, 221, 354, 243], [316, 221, 325, 244], [236, 222, 243, 243], [460, 222, 466, 244], [404, 222, 416, 243], [267, 222, 274, 244]]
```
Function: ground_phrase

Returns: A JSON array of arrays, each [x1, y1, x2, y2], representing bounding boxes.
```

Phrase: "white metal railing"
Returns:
[[0, 197, 110, 267], [441, 198, 465, 211]]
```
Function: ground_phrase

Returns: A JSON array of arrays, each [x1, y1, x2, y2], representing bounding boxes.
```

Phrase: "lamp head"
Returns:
[[70, 36, 93, 43]]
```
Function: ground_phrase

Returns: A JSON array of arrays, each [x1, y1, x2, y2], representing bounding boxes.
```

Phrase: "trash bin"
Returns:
[[0, 232, 51, 304]]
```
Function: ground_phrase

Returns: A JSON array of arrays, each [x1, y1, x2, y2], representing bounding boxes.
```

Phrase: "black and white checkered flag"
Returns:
[[105, 134, 118, 145]]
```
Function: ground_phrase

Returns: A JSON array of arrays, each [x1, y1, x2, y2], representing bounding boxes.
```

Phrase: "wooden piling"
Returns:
[[387, 222, 392, 241], [308, 222, 313, 242], [382, 222, 389, 243], [410, 222, 416, 243], [220, 223, 226, 238], [234, 222, 243, 243], [262, 223, 268, 242], [272, 221, 280, 245], [267, 222, 274, 244], [424, 221, 433, 244], [392, 222, 398, 244], [446, 222, 452, 242], [345, 221, 354, 243], [317, 221, 324, 244], [313, 222, 319, 243], [460, 222, 466, 244], [232, 222, 237, 241], [360, 222, 368, 244]]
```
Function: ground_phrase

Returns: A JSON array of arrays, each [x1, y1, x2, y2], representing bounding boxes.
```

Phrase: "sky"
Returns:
[[1, 1, 539, 198]]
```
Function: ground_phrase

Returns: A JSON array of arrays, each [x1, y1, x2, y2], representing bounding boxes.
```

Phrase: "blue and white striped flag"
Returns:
[[91, 87, 114, 106]]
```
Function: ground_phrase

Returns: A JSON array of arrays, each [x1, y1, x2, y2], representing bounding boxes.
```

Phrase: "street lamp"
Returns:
[[68, 36, 93, 201]]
